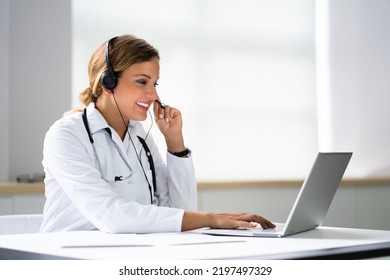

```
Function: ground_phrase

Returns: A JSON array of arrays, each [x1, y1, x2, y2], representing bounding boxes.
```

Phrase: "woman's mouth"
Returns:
[[136, 101, 149, 110]]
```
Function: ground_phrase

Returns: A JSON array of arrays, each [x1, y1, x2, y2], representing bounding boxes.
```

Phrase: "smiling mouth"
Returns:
[[136, 101, 149, 109]]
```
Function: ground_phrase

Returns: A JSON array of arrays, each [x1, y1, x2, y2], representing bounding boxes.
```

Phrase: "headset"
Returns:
[[101, 36, 118, 92], [89, 36, 159, 205]]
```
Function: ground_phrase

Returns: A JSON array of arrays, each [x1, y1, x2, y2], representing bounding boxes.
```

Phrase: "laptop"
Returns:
[[200, 152, 352, 238]]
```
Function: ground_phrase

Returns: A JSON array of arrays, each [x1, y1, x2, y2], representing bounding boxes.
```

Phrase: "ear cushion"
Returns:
[[101, 71, 117, 91]]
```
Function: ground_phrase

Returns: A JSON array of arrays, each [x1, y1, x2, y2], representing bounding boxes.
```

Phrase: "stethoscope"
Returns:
[[82, 108, 158, 205]]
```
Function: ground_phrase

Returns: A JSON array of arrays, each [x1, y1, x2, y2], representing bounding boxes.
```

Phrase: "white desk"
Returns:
[[0, 226, 390, 260]]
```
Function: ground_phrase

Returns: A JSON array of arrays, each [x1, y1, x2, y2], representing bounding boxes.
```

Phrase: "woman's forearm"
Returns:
[[181, 211, 212, 231]]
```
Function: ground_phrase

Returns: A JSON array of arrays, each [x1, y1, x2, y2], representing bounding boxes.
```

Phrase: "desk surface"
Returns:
[[1, 227, 390, 260]]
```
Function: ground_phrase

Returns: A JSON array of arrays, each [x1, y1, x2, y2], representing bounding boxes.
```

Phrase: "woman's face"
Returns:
[[111, 57, 160, 121]]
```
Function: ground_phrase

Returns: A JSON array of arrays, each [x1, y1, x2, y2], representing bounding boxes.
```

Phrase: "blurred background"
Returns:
[[1, 0, 389, 229]]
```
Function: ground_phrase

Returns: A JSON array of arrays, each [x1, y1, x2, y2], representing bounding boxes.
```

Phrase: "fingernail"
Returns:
[[165, 118, 169, 123], [159, 114, 164, 119]]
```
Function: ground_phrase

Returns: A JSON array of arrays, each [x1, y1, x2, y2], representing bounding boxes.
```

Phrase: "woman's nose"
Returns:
[[146, 86, 158, 100]]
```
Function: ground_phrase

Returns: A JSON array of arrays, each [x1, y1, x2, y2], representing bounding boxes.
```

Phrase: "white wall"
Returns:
[[0, 0, 72, 181], [316, 0, 390, 177], [0, 0, 10, 180]]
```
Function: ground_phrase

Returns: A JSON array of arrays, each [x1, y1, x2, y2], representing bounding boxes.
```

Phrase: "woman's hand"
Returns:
[[181, 211, 276, 231], [209, 212, 276, 230], [153, 101, 186, 153]]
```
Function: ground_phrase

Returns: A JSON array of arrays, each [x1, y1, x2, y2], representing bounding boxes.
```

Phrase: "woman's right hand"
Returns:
[[181, 211, 275, 231], [209, 212, 276, 229]]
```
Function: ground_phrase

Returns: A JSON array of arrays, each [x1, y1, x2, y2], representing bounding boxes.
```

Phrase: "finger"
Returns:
[[211, 218, 255, 229], [153, 101, 162, 120], [163, 106, 181, 123], [169, 108, 181, 122], [233, 221, 257, 229], [239, 214, 275, 229], [162, 105, 171, 123], [256, 217, 276, 229]]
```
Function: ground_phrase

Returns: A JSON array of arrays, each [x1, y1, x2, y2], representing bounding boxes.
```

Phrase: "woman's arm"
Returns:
[[152, 102, 274, 230], [149, 102, 197, 210]]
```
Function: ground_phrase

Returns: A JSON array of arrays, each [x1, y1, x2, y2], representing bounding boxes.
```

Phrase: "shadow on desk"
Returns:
[[0, 247, 74, 260], [291, 227, 378, 241], [276, 241, 390, 260]]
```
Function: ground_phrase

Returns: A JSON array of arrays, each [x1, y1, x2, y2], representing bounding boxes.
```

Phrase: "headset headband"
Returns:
[[101, 36, 118, 91]]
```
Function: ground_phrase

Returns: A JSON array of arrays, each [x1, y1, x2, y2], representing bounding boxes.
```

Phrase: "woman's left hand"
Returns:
[[153, 101, 186, 153]]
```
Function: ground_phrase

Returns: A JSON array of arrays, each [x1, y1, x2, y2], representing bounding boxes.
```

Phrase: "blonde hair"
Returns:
[[79, 34, 160, 106]]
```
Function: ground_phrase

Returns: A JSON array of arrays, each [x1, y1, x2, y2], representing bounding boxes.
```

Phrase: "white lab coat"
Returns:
[[40, 103, 197, 233]]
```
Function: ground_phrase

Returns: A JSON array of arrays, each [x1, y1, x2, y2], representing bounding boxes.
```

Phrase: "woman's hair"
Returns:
[[79, 34, 160, 106]]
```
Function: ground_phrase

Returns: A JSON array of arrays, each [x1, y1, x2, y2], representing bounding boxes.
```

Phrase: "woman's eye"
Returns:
[[136, 80, 158, 87], [137, 80, 147, 85]]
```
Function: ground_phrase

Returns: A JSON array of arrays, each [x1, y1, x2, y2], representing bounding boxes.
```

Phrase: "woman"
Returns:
[[40, 34, 274, 233]]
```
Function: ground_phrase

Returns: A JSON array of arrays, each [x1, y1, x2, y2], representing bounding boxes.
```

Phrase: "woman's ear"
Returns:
[[101, 86, 114, 95]]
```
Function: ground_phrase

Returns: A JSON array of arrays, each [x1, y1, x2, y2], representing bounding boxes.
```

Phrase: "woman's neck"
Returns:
[[95, 100, 128, 141]]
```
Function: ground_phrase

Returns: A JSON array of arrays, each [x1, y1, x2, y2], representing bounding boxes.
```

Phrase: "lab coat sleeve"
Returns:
[[165, 152, 198, 210], [42, 118, 184, 233]]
